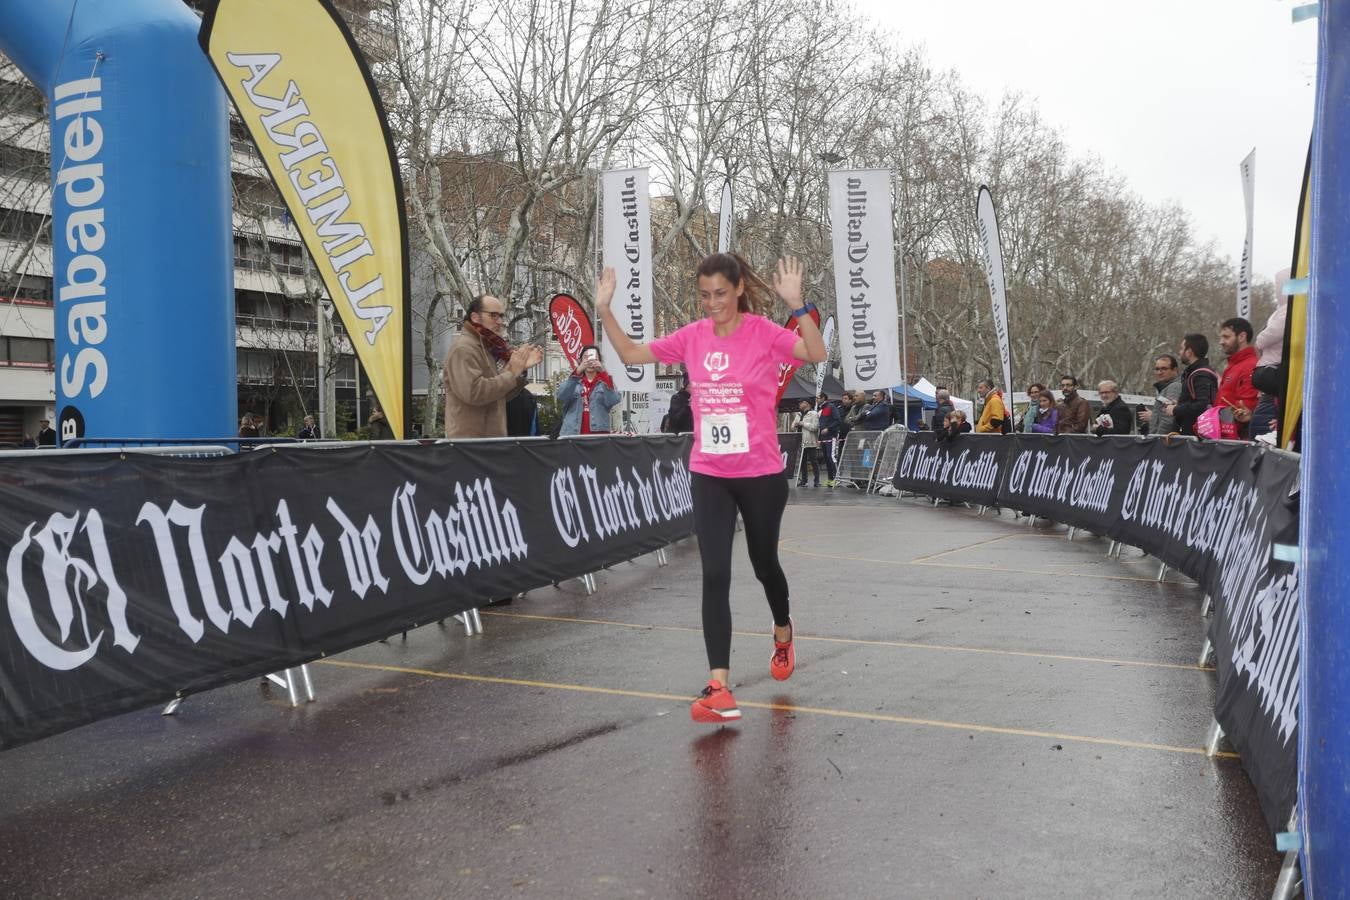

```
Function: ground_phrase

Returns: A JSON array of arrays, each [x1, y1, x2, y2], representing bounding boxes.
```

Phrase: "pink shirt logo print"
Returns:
[[703, 351, 731, 381]]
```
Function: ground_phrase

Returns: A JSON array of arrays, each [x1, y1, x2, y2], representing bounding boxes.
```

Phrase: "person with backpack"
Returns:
[[1165, 332, 1219, 436], [975, 378, 1009, 433]]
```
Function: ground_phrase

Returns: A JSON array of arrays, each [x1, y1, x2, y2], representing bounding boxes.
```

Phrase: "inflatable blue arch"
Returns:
[[1302, 2, 1350, 892], [0, 0, 234, 444]]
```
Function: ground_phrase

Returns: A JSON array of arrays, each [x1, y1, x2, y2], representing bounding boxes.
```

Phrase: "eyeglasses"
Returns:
[[480, 311, 505, 320], [1153, 365, 1172, 371]]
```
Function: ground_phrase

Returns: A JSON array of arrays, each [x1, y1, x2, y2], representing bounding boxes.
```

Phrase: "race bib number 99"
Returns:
[[701, 412, 749, 455]]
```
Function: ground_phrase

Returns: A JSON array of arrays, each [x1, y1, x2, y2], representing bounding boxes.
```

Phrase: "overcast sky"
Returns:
[[857, 0, 1318, 288]]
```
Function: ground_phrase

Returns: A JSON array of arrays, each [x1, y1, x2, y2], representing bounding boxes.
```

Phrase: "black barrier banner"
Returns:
[[892, 432, 1007, 505], [0, 436, 693, 750], [896, 431, 1300, 831], [777, 431, 802, 480]]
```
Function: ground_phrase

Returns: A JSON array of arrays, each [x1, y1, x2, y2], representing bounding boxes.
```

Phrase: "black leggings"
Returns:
[[691, 472, 791, 670]]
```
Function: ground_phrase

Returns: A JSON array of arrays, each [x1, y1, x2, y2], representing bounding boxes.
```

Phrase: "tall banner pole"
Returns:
[[828, 170, 902, 391], [600, 168, 655, 396], [718, 181, 734, 254], [1239, 148, 1256, 319], [897, 174, 910, 428], [976, 186, 1014, 400], [814, 316, 836, 407], [1279, 145, 1311, 450]]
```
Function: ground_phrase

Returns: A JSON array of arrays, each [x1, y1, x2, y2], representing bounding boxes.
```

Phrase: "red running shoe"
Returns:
[[691, 680, 741, 723], [770, 616, 795, 681]]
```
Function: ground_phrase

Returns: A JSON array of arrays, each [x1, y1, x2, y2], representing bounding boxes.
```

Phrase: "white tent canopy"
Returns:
[[914, 377, 973, 421]]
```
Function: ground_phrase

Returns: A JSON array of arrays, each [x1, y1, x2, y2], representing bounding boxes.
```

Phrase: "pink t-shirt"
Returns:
[[650, 314, 801, 478]]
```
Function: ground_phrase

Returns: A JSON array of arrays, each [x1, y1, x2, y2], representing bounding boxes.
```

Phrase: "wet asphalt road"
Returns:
[[0, 488, 1280, 898]]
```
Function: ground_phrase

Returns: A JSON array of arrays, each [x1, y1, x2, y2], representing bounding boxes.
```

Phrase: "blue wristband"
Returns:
[[790, 302, 816, 319]]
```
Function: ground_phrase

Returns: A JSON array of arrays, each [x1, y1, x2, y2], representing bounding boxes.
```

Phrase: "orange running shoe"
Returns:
[[770, 616, 795, 681], [691, 680, 741, 723]]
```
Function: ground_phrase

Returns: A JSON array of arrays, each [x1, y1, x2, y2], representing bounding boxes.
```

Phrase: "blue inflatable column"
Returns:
[[0, 0, 235, 444], [1301, 2, 1350, 891]]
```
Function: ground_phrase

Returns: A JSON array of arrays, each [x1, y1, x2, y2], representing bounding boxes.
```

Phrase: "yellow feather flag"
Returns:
[[200, 0, 408, 438], [1280, 146, 1310, 450]]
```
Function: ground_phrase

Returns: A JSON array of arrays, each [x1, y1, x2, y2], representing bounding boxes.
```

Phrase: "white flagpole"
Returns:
[[718, 181, 733, 254], [976, 185, 1014, 401], [1238, 148, 1256, 319]]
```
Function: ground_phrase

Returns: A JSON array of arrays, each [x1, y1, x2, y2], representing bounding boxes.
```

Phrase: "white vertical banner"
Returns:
[[601, 168, 654, 393], [815, 315, 836, 402], [976, 185, 1014, 397], [718, 181, 734, 253], [1238, 148, 1256, 320], [828, 169, 901, 390]]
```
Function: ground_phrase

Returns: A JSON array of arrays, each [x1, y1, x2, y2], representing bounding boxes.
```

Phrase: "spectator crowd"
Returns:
[[918, 315, 1286, 448], [787, 311, 1293, 494]]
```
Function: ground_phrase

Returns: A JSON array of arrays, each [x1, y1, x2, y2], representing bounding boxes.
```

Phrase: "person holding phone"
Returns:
[[595, 253, 825, 724], [557, 344, 623, 436]]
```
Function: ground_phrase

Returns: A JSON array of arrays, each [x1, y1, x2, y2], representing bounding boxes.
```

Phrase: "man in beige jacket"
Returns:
[[443, 295, 543, 438]]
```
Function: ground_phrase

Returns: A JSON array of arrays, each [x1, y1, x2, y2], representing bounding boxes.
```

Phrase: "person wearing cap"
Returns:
[[35, 418, 56, 447]]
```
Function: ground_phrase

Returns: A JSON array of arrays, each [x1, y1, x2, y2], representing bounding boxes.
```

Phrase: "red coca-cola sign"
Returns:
[[548, 293, 595, 369]]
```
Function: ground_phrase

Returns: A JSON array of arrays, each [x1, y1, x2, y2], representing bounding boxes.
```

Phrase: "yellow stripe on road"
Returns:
[[317, 658, 1239, 759], [482, 610, 1214, 673]]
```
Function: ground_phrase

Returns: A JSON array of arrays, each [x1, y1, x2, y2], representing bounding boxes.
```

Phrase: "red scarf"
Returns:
[[464, 319, 512, 364]]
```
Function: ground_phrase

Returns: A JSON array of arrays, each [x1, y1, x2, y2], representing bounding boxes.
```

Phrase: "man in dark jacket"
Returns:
[[662, 372, 693, 433], [933, 388, 955, 428], [817, 397, 840, 487], [1092, 380, 1134, 436], [1167, 332, 1219, 436], [860, 390, 892, 430], [1054, 375, 1092, 434], [836, 393, 854, 440]]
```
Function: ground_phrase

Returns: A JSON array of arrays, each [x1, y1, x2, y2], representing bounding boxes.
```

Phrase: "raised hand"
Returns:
[[595, 267, 617, 313], [773, 256, 805, 310]]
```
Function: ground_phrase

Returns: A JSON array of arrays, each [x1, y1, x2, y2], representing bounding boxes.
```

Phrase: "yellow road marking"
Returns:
[[484, 611, 1214, 673], [317, 658, 1238, 759], [906, 532, 1023, 564]]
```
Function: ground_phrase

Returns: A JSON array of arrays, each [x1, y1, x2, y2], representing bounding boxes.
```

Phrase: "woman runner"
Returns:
[[596, 253, 826, 722]]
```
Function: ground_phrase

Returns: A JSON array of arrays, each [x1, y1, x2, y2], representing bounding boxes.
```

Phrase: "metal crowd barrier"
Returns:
[[871, 427, 907, 493], [834, 429, 888, 489]]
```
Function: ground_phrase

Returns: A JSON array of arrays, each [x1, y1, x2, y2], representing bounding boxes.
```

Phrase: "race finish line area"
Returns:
[[0, 490, 1279, 897]]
